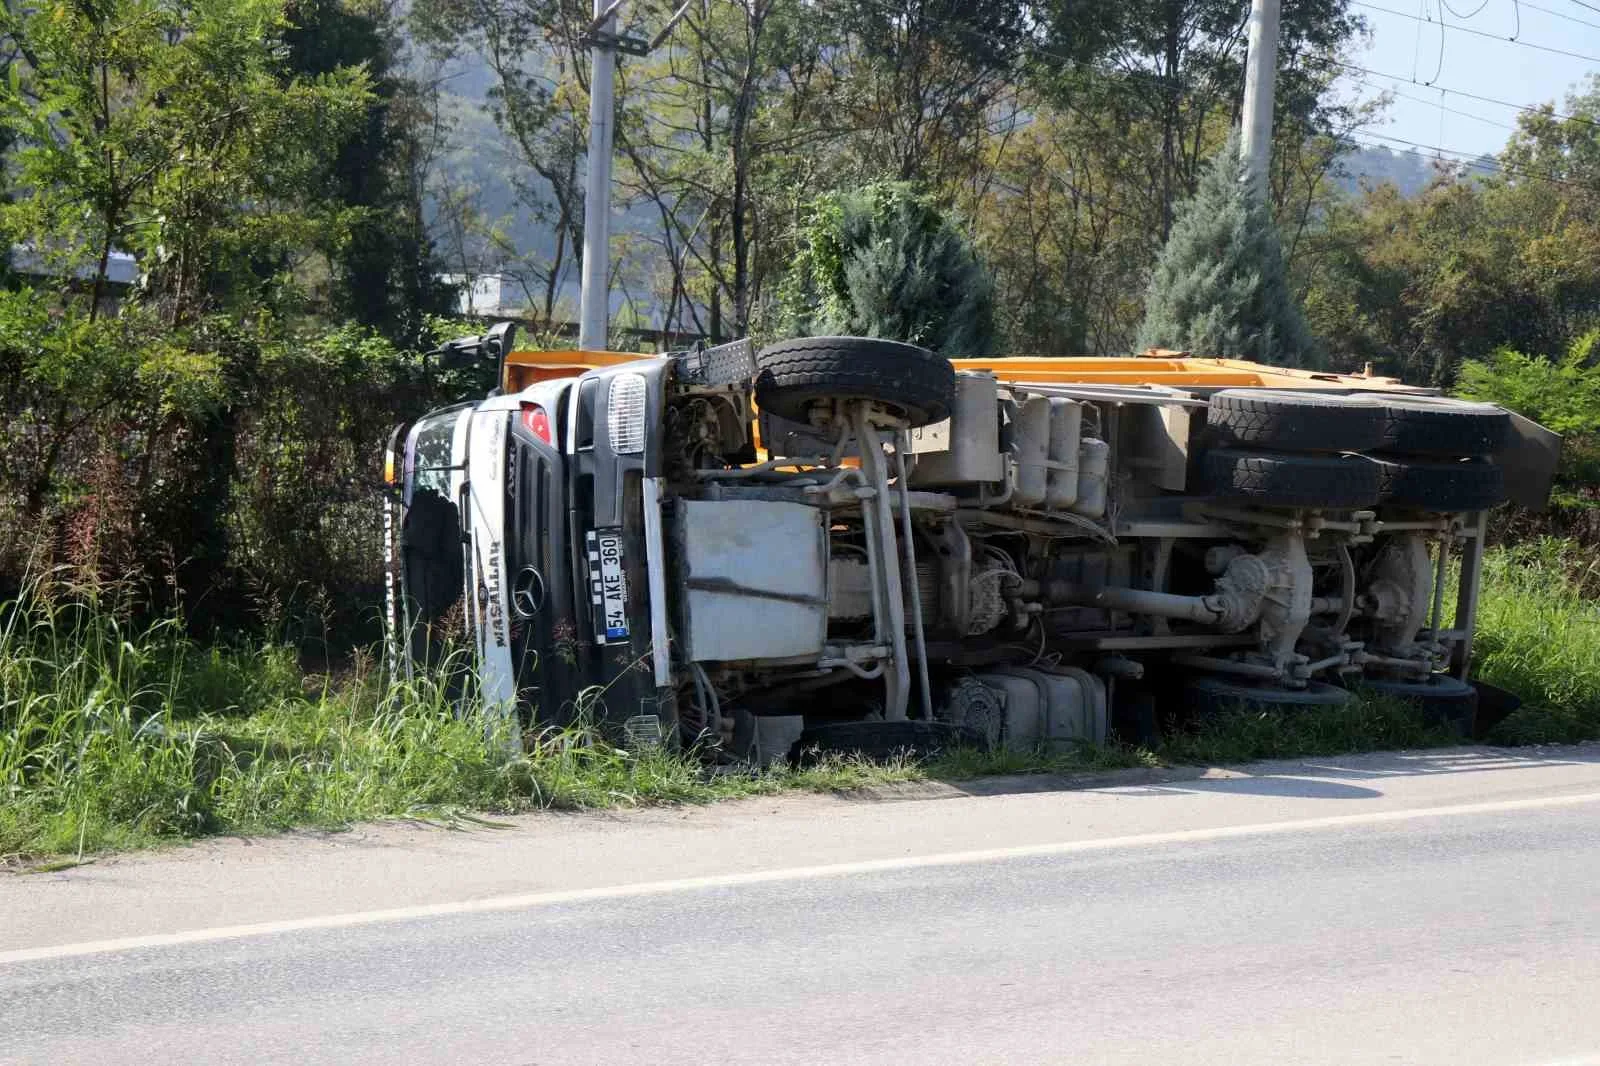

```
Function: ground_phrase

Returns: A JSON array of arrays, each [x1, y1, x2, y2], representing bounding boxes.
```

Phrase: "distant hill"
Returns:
[[1331, 143, 1499, 199]]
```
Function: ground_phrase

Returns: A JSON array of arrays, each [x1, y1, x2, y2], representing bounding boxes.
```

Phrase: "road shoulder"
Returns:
[[5, 743, 1599, 953]]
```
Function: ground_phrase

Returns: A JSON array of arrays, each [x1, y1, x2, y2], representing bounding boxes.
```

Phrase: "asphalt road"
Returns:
[[7, 747, 1600, 1065]]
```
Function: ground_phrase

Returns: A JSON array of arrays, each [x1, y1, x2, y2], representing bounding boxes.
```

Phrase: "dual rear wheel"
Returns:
[[1181, 672, 1478, 739]]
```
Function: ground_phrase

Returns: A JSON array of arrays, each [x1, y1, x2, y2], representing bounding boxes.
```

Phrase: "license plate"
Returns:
[[587, 529, 630, 643]]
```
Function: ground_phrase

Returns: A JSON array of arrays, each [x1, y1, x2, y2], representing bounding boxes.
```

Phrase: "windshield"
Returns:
[[407, 405, 469, 502]]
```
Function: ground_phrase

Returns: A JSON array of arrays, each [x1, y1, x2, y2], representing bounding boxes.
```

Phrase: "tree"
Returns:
[[776, 181, 995, 356], [613, 0, 846, 343], [283, 0, 457, 346], [0, 0, 374, 607], [1137, 136, 1315, 366], [1031, 0, 1364, 241], [821, 0, 1031, 188], [408, 0, 590, 332], [0, 0, 372, 323], [1296, 83, 1600, 386]]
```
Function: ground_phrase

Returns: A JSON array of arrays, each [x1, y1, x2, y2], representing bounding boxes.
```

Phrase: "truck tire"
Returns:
[[1206, 389, 1385, 453], [1202, 448, 1382, 508], [1184, 676, 1354, 719], [788, 719, 983, 766], [1351, 393, 1512, 458], [754, 336, 956, 429], [1373, 457, 1506, 512], [1358, 673, 1477, 738]]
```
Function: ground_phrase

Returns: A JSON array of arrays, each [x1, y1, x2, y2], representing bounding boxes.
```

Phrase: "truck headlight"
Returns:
[[607, 372, 648, 455]]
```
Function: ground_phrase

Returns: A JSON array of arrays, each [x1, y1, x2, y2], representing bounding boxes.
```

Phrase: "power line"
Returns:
[[1423, 0, 1445, 86], [1519, 0, 1600, 30], [1303, 54, 1600, 131], [1352, 0, 1600, 64], [1353, 76, 1519, 129]]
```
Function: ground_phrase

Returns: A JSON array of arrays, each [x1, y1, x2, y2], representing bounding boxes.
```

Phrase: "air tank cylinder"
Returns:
[[1072, 438, 1110, 518], [1045, 398, 1082, 510], [1013, 395, 1051, 508]]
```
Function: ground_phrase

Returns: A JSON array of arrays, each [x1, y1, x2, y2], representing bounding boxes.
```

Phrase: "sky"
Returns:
[[1341, 0, 1600, 160]]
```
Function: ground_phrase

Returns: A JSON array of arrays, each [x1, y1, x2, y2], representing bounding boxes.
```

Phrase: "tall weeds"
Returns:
[[6, 539, 1600, 861], [0, 576, 790, 860]]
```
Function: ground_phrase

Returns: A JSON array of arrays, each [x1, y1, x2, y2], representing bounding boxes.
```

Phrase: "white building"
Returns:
[[440, 273, 530, 319], [10, 245, 139, 287]]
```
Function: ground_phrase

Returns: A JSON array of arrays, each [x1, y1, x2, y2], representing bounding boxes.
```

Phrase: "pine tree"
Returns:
[[1136, 135, 1318, 367], [777, 182, 997, 357], [283, 0, 455, 348]]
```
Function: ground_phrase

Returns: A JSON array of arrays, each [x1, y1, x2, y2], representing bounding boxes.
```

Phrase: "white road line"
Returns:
[[6, 788, 1600, 967]]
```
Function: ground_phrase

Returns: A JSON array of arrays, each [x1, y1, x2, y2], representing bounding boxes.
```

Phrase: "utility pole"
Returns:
[[577, 0, 621, 351], [1239, 0, 1281, 198], [577, 0, 692, 351]]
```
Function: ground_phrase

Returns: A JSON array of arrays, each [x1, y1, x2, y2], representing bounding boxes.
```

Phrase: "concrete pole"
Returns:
[[578, 0, 618, 351], [1239, 0, 1280, 197]]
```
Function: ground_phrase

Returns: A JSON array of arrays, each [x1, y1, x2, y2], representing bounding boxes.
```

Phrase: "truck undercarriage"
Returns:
[[384, 332, 1560, 764]]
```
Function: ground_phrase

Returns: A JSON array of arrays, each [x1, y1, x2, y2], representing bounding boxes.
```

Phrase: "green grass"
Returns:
[[0, 580, 939, 861], [1468, 538, 1600, 744], [6, 538, 1600, 862]]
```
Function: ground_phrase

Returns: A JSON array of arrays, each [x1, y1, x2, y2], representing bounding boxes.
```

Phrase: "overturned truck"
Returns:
[[384, 331, 1560, 762]]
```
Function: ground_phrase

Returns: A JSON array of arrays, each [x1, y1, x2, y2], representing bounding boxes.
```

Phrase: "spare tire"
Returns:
[[1373, 457, 1506, 512], [1202, 448, 1382, 508], [1351, 393, 1512, 458], [754, 336, 955, 428], [1207, 389, 1385, 453]]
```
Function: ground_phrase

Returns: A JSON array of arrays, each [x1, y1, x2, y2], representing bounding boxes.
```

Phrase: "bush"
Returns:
[[0, 297, 492, 646], [1457, 330, 1600, 503], [774, 181, 997, 357]]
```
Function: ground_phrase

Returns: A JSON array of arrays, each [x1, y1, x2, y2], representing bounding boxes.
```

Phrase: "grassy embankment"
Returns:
[[4, 538, 1599, 862]]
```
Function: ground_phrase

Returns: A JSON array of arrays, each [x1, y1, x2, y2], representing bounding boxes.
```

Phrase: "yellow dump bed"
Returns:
[[501, 347, 1435, 396]]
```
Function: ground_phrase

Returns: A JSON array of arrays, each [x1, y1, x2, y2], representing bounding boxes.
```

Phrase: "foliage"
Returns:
[[283, 0, 459, 346], [1137, 136, 1317, 366], [0, 0, 373, 324], [1456, 331, 1600, 503], [415, 0, 1365, 351], [0, 576, 927, 859], [1159, 696, 1455, 765], [0, 0, 479, 630], [1300, 81, 1600, 385], [775, 182, 996, 356]]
